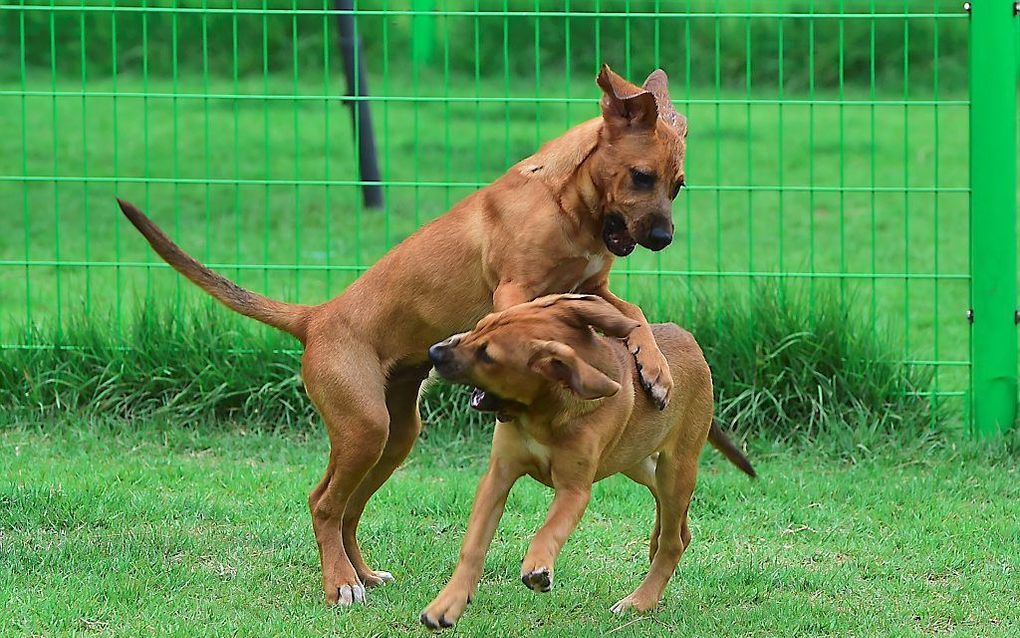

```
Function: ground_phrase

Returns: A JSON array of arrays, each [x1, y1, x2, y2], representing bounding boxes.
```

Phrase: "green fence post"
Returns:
[[412, 0, 435, 67], [969, 0, 1018, 436]]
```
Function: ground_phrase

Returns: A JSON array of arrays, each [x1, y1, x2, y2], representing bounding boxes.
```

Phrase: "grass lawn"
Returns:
[[3, 416, 1018, 637]]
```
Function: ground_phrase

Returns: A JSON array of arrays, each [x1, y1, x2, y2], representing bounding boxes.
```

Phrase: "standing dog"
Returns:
[[116, 65, 688, 606], [421, 295, 754, 629]]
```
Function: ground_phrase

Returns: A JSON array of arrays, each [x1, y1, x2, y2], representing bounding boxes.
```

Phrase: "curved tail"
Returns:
[[117, 198, 312, 343], [708, 420, 756, 478]]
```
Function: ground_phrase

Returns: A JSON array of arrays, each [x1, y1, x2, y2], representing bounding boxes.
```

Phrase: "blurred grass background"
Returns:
[[1, 1, 969, 90], [0, 0, 988, 430]]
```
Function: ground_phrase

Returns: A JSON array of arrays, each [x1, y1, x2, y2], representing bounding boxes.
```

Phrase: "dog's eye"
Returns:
[[630, 168, 656, 190], [670, 177, 686, 200], [476, 344, 493, 364]]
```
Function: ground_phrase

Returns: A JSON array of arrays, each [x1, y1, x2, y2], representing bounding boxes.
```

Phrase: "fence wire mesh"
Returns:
[[1, 1, 975, 423]]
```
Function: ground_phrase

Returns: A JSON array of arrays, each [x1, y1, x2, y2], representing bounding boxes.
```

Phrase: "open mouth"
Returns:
[[602, 213, 637, 257], [469, 388, 525, 422], [470, 387, 503, 412]]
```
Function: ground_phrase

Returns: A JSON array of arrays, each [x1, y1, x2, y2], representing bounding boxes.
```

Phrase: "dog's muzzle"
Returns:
[[642, 226, 672, 251], [428, 342, 452, 367], [638, 219, 673, 251], [428, 337, 465, 379]]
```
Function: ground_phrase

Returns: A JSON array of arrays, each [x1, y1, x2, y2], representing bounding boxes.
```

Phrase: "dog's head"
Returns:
[[592, 65, 687, 256], [427, 294, 640, 411]]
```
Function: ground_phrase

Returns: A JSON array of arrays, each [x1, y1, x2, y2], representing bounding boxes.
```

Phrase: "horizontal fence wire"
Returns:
[[1, 5, 968, 18], [0, 1, 972, 424]]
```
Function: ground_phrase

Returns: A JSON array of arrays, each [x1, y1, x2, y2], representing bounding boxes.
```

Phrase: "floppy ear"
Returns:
[[550, 294, 642, 338], [642, 68, 687, 136], [529, 340, 621, 400], [596, 64, 658, 133]]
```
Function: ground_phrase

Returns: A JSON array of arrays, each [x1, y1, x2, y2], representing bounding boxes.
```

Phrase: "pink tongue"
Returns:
[[470, 388, 486, 409]]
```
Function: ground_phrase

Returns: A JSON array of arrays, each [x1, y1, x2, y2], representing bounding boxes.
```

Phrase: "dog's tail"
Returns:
[[708, 419, 756, 478], [117, 198, 313, 343]]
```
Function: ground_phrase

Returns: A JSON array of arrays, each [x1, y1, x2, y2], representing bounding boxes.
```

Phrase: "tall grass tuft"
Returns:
[[688, 285, 936, 444], [2, 305, 312, 426], [1, 287, 935, 444]]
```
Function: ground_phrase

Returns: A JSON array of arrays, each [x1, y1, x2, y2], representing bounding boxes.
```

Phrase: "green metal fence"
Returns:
[[1, 1, 1016, 434]]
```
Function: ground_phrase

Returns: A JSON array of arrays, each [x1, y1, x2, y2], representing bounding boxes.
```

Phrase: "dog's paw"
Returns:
[[335, 582, 367, 607], [630, 344, 673, 410], [359, 570, 394, 588], [420, 587, 472, 631], [610, 592, 659, 614], [521, 566, 553, 593]]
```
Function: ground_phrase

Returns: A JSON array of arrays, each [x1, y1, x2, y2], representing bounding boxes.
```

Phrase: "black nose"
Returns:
[[645, 226, 673, 251], [428, 343, 450, 366]]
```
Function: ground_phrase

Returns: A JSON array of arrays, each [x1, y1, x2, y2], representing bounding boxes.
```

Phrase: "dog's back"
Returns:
[[604, 323, 753, 477]]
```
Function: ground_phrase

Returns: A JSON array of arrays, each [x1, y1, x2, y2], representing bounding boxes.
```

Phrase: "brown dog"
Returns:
[[421, 294, 754, 629], [116, 65, 688, 606]]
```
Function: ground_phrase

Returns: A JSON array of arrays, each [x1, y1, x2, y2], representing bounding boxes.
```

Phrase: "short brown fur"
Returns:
[[117, 65, 688, 606], [420, 294, 753, 629]]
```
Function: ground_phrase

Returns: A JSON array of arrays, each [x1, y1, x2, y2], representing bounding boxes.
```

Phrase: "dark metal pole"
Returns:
[[333, 0, 383, 209]]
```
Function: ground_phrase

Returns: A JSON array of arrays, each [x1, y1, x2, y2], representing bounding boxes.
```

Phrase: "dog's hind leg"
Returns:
[[612, 448, 698, 614], [623, 455, 660, 564], [341, 364, 429, 588], [304, 347, 390, 606]]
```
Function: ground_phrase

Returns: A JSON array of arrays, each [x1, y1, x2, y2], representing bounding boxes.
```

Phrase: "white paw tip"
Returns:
[[338, 583, 367, 606], [611, 599, 635, 614]]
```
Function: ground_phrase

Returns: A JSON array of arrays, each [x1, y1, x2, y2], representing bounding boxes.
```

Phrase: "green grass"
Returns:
[[1, 71, 975, 410], [0, 286, 938, 441], [3, 416, 1018, 637]]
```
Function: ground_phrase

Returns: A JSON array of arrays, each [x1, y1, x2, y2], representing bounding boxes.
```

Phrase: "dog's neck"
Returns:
[[514, 117, 608, 241], [558, 134, 609, 241]]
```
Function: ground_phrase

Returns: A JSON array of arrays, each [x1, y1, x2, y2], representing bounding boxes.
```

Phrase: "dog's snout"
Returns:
[[645, 226, 673, 251], [428, 342, 451, 366]]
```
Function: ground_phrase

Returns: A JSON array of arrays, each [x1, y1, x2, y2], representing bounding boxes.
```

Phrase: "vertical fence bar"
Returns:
[[80, 4, 91, 315], [932, 2, 942, 425], [683, 0, 692, 326], [49, 5, 61, 342], [20, 2, 31, 344], [322, 0, 333, 293], [292, 0, 302, 297], [231, 0, 241, 285], [902, 3, 911, 362], [172, 3, 182, 311], [261, 0, 270, 295], [112, 0, 121, 334], [142, 0, 151, 301], [969, 0, 1018, 436]]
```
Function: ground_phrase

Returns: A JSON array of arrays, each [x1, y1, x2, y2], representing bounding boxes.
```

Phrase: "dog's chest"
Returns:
[[569, 254, 606, 292], [522, 435, 553, 467], [511, 418, 555, 484]]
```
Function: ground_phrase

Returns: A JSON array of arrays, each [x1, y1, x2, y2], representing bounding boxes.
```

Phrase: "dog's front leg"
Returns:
[[421, 456, 522, 630], [520, 466, 595, 593], [492, 281, 536, 311], [588, 283, 673, 409]]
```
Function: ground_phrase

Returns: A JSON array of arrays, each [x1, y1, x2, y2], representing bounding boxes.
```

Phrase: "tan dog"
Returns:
[[421, 294, 754, 629], [116, 65, 688, 606]]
